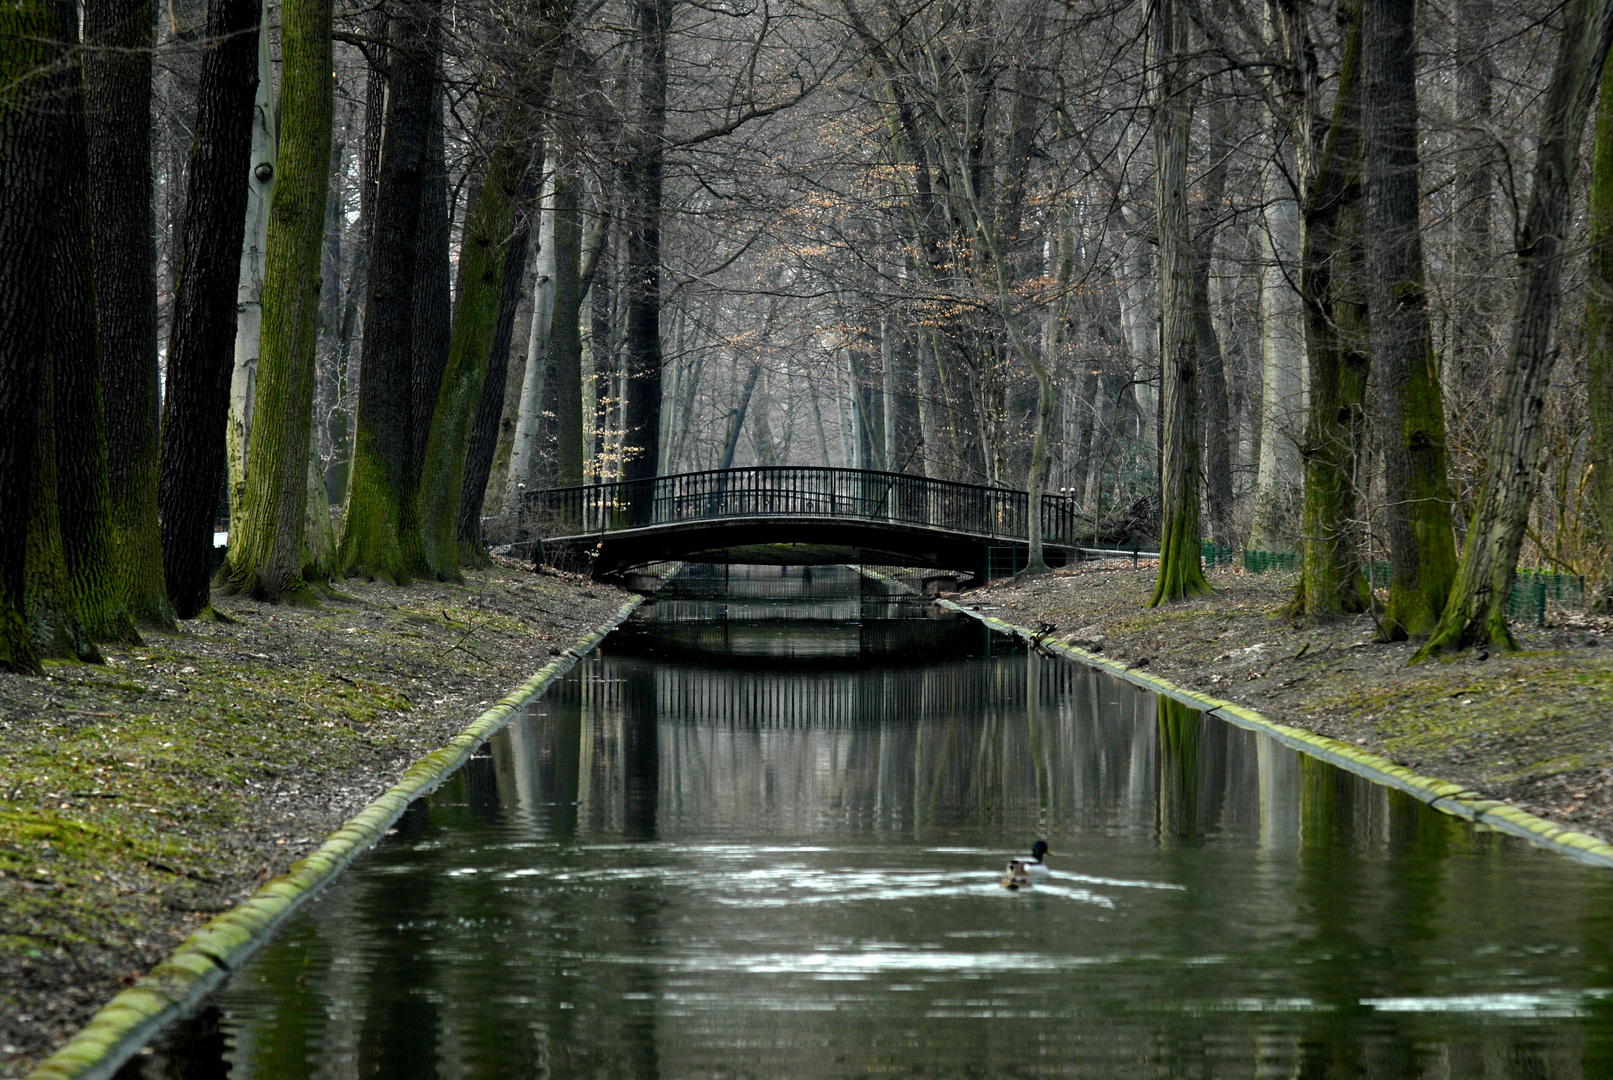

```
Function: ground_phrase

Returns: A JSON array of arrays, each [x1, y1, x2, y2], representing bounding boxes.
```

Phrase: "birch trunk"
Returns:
[[1248, 133, 1307, 552], [506, 165, 558, 499], [218, 0, 332, 602], [227, 13, 275, 529]]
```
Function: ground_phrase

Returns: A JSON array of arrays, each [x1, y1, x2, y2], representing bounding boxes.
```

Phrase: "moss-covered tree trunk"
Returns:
[[226, 9, 275, 535], [417, 125, 529, 577], [1587, 47, 1613, 611], [28, 0, 109, 663], [1362, 0, 1457, 640], [1147, 0, 1210, 606], [0, 0, 53, 673], [27, 335, 100, 664], [85, 0, 174, 630], [1418, 0, 1613, 657], [27, 6, 102, 664], [338, 0, 438, 583], [218, 0, 332, 602], [158, 0, 262, 618], [458, 184, 540, 567], [46, 0, 138, 648], [1296, 0, 1372, 620]]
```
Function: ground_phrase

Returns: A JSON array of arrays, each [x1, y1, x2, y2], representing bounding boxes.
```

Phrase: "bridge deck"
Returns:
[[530, 466, 1105, 576]]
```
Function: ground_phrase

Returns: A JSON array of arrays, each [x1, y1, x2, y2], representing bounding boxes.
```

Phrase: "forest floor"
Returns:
[[0, 561, 630, 1079], [932, 561, 1613, 846]]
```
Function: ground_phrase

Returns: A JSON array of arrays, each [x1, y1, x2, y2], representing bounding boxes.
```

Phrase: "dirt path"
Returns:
[[938, 561, 1613, 849], [0, 562, 630, 1078]]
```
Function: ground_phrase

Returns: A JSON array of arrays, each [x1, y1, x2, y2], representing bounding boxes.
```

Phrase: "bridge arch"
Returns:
[[531, 466, 1101, 578]]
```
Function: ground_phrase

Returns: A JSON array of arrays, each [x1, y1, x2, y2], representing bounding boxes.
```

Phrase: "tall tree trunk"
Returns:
[[156, 0, 261, 619], [32, 0, 129, 655], [1418, 0, 1613, 656], [338, 0, 439, 583], [459, 170, 543, 566], [1449, 0, 1496, 512], [417, 120, 535, 577], [86, 0, 174, 630], [410, 81, 451, 485], [218, 0, 333, 602], [507, 162, 559, 497], [1196, 88, 1235, 548], [1295, 0, 1373, 619], [548, 157, 589, 489], [226, 9, 274, 534], [1148, 0, 1210, 605], [52, 34, 128, 646], [28, 312, 100, 663], [580, 211, 614, 484], [0, 0, 54, 672], [326, 37, 385, 505], [1587, 48, 1613, 611], [620, 0, 668, 483], [1362, 0, 1457, 640], [1248, 130, 1306, 552]]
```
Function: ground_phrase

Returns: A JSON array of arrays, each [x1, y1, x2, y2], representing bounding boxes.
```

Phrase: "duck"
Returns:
[[1000, 839, 1050, 890]]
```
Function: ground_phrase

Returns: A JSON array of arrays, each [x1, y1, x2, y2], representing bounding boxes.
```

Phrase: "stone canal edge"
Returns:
[[932, 594, 1613, 872], [27, 594, 648, 1080]]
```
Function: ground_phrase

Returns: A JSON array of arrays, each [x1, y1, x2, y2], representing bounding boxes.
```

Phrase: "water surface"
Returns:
[[129, 565, 1613, 1078]]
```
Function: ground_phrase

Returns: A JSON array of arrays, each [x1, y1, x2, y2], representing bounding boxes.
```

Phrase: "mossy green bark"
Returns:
[[1295, 2, 1372, 620], [1147, 0, 1210, 607], [47, 0, 139, 649], [26, 349, 102, 664], [85, 0, 176, 633], [418, 132, 526, 579], [337, 0, 437, 586], [218, 0, 332, 603], [1362, 0, 1458, 641]]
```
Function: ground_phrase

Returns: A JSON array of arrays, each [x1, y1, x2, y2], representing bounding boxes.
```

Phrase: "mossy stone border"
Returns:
[[28, 594, 647, 1080], [931, 595, 1613, 871]]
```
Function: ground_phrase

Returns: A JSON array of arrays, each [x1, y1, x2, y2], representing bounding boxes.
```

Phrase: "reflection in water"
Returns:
[[125, 565, 1613, 1079]]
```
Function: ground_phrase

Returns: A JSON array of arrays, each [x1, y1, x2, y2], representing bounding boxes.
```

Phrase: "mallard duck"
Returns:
[[1000, 840, 1050, 890]]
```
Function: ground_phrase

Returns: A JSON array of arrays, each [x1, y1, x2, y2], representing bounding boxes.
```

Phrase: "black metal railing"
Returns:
[[531, 466, 1090, 546]]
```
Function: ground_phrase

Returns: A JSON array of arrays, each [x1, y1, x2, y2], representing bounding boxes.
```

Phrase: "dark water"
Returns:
[[130, 565, 1613, 1079]]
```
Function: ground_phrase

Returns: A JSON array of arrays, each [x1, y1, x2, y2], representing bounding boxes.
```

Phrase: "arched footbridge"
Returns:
[[531, 466, 1118, 579]]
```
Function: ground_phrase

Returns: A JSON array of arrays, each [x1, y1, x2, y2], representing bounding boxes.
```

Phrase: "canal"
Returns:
[[125, 565, 1613, 1078]]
